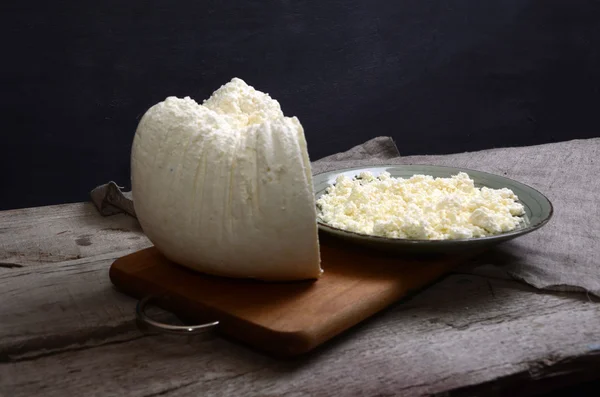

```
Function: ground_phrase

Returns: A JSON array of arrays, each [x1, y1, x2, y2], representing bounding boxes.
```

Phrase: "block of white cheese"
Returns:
[[131, 78, 322, 281]]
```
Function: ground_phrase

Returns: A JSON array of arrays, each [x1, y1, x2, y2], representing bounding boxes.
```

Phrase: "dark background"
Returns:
[[1, 0, 599, 212]]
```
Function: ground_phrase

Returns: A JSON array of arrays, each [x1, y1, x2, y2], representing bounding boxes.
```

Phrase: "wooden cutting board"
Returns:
[[110, 235, 478, 357]]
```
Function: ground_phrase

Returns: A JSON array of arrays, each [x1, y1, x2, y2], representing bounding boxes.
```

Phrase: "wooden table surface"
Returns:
[[1, 203, 599, 396]]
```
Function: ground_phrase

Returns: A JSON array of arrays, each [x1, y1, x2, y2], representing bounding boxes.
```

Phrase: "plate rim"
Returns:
[[313, 163, 554, 245]]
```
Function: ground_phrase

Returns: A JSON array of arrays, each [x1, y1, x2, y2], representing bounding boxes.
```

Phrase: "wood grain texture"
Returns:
[[109, 242, 477, 356], [1, 203, 600, 396], [0, 202, 150, 267], [2, 273, 599, 397]]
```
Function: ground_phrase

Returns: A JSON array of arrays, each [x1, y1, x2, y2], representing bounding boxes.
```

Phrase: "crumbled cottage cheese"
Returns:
[[316, 171, 526, 240]]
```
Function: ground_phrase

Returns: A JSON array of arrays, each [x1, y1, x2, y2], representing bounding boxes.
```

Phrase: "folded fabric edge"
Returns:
[[508, 272, 600, 299], [313, 136, 400, 163], [90, 181, 136, 218]]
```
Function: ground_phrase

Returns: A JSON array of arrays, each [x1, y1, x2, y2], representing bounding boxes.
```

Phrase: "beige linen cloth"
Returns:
[[91, 136, 600, 297]]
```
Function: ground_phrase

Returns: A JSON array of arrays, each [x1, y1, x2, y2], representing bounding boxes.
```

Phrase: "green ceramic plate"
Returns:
[[313, 165, 553, 253]]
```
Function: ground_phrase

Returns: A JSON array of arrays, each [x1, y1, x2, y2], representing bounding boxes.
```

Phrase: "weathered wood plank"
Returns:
[[1, 260, 599, 396], [0, 202, 150, 267], [2, 203, 599, 396], [0, 255, 137, 358]]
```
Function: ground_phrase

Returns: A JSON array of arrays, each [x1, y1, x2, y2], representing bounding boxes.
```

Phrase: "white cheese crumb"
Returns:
[[316, 171, 526, 240]]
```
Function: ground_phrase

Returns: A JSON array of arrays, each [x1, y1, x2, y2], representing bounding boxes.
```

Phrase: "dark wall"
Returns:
[[2, 0, 600, 210]]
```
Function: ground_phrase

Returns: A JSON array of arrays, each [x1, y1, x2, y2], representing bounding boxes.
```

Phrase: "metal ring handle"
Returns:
[[136, 295, 219, 335]]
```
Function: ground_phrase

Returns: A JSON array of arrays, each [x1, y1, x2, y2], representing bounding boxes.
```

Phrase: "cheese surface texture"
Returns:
[[131, 78, 321, 280], [316, 171, 525, 240]]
